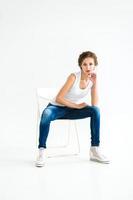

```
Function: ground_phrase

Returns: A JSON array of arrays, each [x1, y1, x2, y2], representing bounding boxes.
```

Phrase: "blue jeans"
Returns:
[[38, 103, 100, 148]]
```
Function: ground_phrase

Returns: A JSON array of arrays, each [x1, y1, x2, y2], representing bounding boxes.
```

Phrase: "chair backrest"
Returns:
[[36, 87, 60, 116], [36, 87, 59, 101]]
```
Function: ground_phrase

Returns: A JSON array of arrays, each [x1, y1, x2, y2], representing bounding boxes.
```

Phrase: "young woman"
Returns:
[[36, 51, 110, 167]]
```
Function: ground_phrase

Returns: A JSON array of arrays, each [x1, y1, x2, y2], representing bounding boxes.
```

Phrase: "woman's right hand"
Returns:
[[76, 102, 89, 109]]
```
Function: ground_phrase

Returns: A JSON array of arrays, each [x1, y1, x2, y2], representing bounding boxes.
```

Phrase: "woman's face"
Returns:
[[80, 57, 96, 76]]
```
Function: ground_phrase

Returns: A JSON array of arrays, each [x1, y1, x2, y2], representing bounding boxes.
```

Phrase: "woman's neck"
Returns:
[[80, 70, 91, 81]]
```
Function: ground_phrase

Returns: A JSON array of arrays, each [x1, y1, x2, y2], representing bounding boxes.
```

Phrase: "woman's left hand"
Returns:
[[90, 72, 97, 84]]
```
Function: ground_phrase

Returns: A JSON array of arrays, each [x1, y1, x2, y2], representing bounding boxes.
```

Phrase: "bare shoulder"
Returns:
[[55, 73, 76, 99], [65, 72, 76, 86], [67, 73, 76, 81]]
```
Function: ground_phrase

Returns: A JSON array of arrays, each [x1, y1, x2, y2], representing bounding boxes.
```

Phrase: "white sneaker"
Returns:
[[90, 146, 110, 164], [35, 148, 47, 167]]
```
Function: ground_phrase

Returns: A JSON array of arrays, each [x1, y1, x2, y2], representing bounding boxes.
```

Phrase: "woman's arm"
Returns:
[[55, 73, 88, 109], [91, 73, 99, 106]]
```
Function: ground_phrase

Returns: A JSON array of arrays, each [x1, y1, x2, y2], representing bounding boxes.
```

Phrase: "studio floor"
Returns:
[[0, 114, 133, 200]]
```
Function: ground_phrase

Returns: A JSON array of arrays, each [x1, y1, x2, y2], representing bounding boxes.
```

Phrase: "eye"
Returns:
[[83, 63, 87, 66], [89, 63, 93, 65]]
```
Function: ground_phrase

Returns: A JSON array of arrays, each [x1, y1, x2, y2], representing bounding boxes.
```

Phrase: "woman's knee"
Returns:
[[91, 105, 100, 116], [40, 108, 53, 123]]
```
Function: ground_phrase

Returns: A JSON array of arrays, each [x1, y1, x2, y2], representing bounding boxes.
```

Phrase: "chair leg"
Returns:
[[47, 120, 80, 158], [48, 120, 71, 149], [74, 120, 80, 154], [36, 98, 80, 158], [36, 100, 41, 149]]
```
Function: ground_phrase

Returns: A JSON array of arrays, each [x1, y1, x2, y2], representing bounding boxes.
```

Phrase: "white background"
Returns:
[[0, 0, 133, 200]]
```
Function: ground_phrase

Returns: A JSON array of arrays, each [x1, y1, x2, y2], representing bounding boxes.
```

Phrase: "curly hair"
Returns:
[[78, 51, 98, 68]]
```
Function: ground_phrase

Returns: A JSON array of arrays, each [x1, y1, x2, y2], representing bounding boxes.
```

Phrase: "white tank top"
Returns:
[[50, 70, 93, 107]]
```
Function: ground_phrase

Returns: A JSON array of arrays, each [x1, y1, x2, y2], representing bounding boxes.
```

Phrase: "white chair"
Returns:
[[36, 87, 80, 158]]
